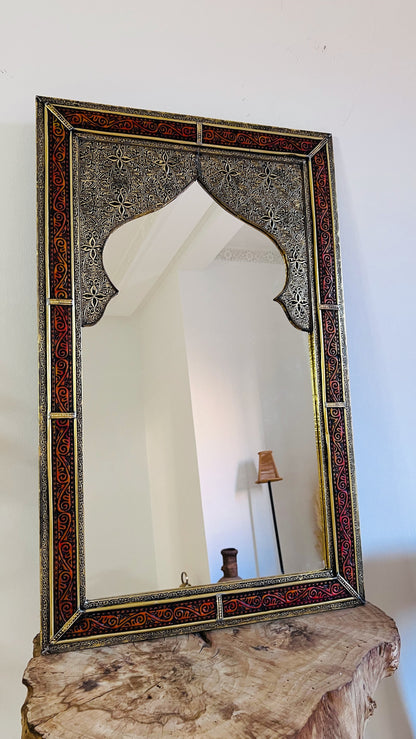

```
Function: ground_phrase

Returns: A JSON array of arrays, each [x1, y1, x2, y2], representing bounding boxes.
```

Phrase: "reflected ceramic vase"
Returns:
[[218, 548, 243, 582]]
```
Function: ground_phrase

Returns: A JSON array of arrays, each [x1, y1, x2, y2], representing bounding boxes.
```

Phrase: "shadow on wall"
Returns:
[[363, 553, 416, 739]]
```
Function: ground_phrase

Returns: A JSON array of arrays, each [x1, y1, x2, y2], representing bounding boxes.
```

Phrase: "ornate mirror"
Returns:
[[37, 96, 364, 653]]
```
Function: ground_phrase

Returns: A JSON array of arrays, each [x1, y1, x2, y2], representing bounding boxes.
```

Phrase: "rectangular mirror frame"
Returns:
[[37, 96, 364, 653]]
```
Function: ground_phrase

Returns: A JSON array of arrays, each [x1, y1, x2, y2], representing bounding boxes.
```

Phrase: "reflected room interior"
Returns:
[[81, 182, 326, 600]]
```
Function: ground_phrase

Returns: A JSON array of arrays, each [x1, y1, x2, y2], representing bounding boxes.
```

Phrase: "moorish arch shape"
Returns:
[[77, 138, 312, 331]]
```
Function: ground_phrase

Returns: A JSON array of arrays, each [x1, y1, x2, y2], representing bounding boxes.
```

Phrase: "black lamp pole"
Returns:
[[256, 450, 285, 575], [267, 480, 284, 574]]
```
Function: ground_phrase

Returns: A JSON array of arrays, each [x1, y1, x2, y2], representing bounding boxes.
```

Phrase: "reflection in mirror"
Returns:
[[82, 183, 325, 600]]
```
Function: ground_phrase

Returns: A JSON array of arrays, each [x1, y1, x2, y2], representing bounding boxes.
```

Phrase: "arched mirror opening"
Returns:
[[82, 182, 326, 600]]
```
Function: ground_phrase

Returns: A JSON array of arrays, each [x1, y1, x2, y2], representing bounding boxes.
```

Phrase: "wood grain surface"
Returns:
[[22, 603, 399, 738]]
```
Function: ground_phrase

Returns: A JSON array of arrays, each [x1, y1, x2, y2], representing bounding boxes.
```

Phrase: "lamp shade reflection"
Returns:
[[256, 450, 284, 574], [256, 450, 283, 484]]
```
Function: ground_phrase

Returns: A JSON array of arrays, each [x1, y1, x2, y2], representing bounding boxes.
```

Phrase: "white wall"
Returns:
[[1, 1, 415, 736]]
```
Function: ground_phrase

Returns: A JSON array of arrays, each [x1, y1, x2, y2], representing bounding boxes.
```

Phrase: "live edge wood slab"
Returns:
[[22, 603, 399, 738]]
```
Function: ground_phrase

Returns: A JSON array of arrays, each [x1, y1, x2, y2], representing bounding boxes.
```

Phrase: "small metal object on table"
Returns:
[[22, 603, 399, 738]]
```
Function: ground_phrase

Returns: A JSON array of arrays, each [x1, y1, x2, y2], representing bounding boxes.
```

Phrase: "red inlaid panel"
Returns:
[[58, 107, 198, 142], [322, 309, 343, 404], [65, 597, 217, 638], [50, 304, 73, 414], [327, 408, 356, 587], [223, 580, 349, 618], [48, 115, 72, 299], [51, 418, 78, 632], [202, 125, 321, 155], [311, 148, 337, 305]]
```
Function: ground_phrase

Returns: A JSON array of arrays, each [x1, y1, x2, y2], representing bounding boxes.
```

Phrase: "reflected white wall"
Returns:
[[83, 270, 211, 595], [180, 258, 323, 580], [135, 269, 210, 590], [82, 315, 156, 597]]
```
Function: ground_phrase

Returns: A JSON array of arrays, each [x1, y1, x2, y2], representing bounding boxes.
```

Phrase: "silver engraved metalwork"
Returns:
[[77, 136, 311, 331], [77, 136, 198, 326], [199, 152, 311, 331]]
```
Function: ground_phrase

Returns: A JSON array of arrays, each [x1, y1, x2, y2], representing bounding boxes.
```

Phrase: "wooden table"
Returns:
[[22, 603, 399, 738]]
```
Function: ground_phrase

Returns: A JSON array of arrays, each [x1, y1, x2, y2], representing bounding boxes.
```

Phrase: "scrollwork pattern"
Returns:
[[49, 116, 71, 298], [327, 408, 356, 587], [322, 310, 343, 404], [312, 148, 336, 304], [222, 580, 347, 617], [50, 305, 73, 413], [58, 107, 198, 142], [51, 419, 77, 631], [65, 597, 217, 638], [202, 125, 320, 155]]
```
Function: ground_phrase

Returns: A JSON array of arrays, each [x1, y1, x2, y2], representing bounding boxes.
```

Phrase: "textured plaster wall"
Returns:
[[0, 1, 415, 736]]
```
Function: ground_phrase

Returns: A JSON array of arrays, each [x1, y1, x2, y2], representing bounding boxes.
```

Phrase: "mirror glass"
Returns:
[[82, 182, 325, 600]]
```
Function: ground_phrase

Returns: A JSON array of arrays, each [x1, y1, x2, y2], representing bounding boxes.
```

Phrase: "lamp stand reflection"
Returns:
[[256, 451, 284, 574]]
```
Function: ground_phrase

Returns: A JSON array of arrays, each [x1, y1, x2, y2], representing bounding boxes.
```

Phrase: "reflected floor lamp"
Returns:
[[256, 450, 284, 574]]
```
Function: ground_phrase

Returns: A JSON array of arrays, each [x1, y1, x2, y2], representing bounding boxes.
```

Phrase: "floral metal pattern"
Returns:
[[76, 136, 198, 325], [199, 152, 311, 331], [77, 139, 312, 331]]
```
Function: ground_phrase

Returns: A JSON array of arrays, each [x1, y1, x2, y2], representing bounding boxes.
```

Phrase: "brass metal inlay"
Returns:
[[68, 128, 82, 612], [199, 142, 310, 158], [308, 158, 340, 576], [48, 298, 73, 305], [324, 150, 361, 591], [51, 608, 83, 642], [54, 101, 326, 145], [49, 412, 76, 419], [308, 333, 330, 567], [59, 617, 218, 644], [55, 102, 199, 127], [67, 125, 313, 159], [326, 142, 341, 303], [47, 104, 73, 131], [85, 573, 330, 612], [216, 594, 224, 622], [44, 106, 55, 640], [221, 596, 354, 621], [337, 575, 363, 600], [308, 139, 329, 158], [340, 406, 361, 589], [200, 119, 325, 140], [86, 591, 218, 612]]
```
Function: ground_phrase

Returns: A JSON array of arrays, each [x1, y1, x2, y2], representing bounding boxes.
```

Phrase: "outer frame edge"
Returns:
[[37, 97, 364, 654], [325, 137, 365, 600], [36, 96, 50, 653], [45, 595, 363, 654], [37, 94, 330, 141]]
